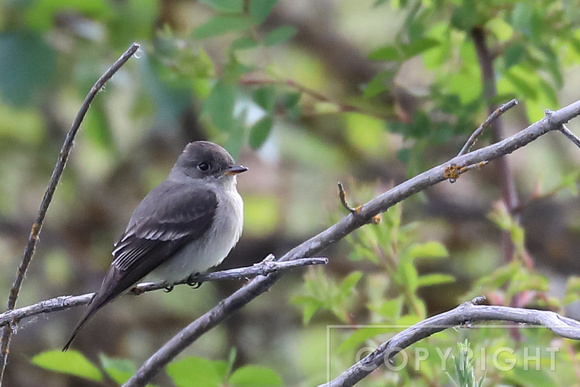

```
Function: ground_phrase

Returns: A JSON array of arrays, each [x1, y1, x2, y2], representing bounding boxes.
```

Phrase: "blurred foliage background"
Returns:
[[3, 0, 580, 386]]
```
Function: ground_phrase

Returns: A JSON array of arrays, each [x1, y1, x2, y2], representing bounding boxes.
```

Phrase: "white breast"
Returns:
[[149, 176, 243, 284]]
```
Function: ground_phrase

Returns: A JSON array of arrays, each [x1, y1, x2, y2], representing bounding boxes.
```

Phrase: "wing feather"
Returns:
[[63, 180, 217, 351]]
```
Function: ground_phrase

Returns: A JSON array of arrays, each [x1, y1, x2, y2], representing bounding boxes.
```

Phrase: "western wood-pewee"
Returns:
[[63, 141, 247, 350]]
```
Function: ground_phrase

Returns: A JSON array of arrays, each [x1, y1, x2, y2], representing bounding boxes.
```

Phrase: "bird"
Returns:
[[63, 141, 247, 351]]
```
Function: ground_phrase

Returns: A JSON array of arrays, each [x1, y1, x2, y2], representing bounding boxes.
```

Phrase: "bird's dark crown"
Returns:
[[173, 141, 236, 178]]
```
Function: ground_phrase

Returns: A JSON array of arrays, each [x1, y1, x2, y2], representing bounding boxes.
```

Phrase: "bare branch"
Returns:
[[0, 257, 326, 327], [559, 124, 580, 149], [321, 297, 580, 387], [123, 98, 580, 387], [457, 99, 519, 157], [130, 256, 328, 294], [337, 182, 358, 214], [0, 42, 141, 386]]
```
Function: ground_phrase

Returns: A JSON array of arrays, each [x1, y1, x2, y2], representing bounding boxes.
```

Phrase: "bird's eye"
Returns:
[[197, 162, 210, 172]]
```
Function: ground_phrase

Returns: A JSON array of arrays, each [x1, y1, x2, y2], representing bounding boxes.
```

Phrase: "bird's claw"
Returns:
[[164, 284, 174, 293], [187, 273, 202, 289]]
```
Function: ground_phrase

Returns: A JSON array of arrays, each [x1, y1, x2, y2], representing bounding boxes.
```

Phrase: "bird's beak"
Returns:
[[224, 165, 248, 175]]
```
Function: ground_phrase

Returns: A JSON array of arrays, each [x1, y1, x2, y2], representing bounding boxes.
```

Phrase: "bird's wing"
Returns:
[[63, 181, 217, 350], [106, 181, 218, 300]]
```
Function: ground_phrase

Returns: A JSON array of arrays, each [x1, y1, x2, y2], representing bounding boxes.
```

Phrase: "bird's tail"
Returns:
[[63, 296, 101, 351], [62, 293, 107, 351]]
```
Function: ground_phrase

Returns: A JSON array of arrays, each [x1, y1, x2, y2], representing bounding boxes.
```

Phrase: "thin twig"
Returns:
[[123, 99, 580, 387], [0, 42, 140, 386], [0, 257, 327, 327], [559, 124, 580, 148], [337, 182, 358, 213], [321, 297, 580, 387], [457, 99, 519, 156], [337, 183, 381, 224]]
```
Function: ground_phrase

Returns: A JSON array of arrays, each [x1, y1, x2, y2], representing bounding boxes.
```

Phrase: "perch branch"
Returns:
[[130, 256, 328, 294], [321, 296, 580, 386], [123, 98, 580, 387], [0, 258, 327, 327], [0, 42, 141, 386]]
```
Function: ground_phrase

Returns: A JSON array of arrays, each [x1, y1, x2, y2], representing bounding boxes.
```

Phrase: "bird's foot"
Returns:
[[164, 284, 174, 293], [186, 273, 202, 289]]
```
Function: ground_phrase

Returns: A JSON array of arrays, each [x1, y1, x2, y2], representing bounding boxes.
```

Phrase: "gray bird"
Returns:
[[63, 141, 247, 350]]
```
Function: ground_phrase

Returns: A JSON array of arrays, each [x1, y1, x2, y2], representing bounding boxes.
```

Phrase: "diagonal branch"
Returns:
[[321, 296, 580, 387], [559, 124, 580, 149], [123, 98, 580, 387], [0, 257, 326, 327], [0, 42, 140, 386]]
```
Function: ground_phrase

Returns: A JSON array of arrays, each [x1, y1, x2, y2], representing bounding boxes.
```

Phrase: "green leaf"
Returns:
[[501, 68, 538, 99], [25, 0, 113, 31], [368, 296, 403, 319], [339, 271, 363, 295], [447, 71, 482, 104], [263, 26, 297, 46], [504, 43, 526, 69], [505, 365, 556, 387], [166, 357, 227, 387], [249, 0, 279, 24], [368, 45, 401, 61], [231, 36, 259, 51], [249, 116, 273, 149], [408, 241, 449, 260], [450, 0, 479, 31], [417, 273, 455, 287], [224, 55, 254, 81], [199, 0, 243, 13], [561, 170, 580, 196], [363, 70, 394, 98], [400, 38, 440, 60], [100, 354, 136, 385], [398, 261, 418, 293], [291, 295, 324, 324], [0, 33, 57, 107], [511, 2, 534, 37], [31, 350, 103, 382], [338, 327, 390, 353], [474, 261, 520, 290], [538, 79, 558, 107], [203, 81, 237, 132], [252, 86, 276, 112], [565, 276, 580, 304], [279, 91, 302, 118], [229, 365, 283, 386], [194, 16, 254, 39]]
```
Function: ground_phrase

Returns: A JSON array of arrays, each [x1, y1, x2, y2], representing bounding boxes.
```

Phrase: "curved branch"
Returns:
[[322, 297, 580, 387], [0, 257, 327, 327], [0, 42, 141, 385], [123, 99, 580, 387]]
